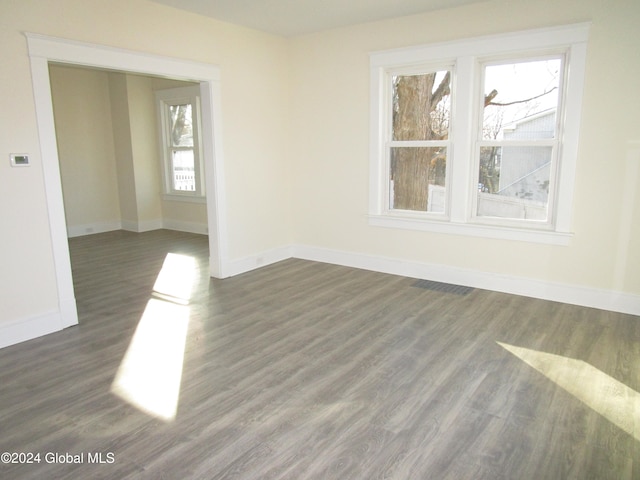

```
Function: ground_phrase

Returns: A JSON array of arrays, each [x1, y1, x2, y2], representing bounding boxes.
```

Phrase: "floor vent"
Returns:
[[412, 279, 474, 296]]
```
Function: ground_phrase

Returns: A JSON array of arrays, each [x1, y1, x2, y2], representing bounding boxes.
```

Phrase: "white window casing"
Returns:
[[156, 85, 206, 202], [368, 23, 589, 245]]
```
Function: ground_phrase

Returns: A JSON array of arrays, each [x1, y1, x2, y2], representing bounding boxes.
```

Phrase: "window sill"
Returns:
[[162, 194, 206, 204], [367, 214, 573, 246]]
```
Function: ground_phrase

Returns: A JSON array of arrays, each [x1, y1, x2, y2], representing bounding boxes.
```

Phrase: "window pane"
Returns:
[[171, 149, 196, 192], [169, 104, 193, 147], [477, 145, 552, 221], [390, 147, 446, 213], [482, 59, 561, 140], [392, 70, 451, 141]]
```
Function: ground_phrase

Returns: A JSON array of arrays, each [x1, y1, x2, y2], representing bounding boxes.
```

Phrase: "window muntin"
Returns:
[[386, 68, 452, 214], [474, 57, 563, 224]]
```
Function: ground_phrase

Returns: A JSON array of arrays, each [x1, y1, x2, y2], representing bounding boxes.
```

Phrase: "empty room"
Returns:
[[0, 0, 639, 478]]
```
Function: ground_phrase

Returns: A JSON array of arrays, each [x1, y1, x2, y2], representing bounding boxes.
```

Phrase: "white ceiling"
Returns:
[[151, 0, 488, 37]]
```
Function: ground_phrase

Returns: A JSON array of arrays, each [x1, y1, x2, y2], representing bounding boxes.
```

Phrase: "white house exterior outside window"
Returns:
[[368, 24, 589, 245]]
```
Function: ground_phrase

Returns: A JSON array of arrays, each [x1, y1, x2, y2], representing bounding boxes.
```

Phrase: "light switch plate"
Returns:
[[10, 153, 30, 167]]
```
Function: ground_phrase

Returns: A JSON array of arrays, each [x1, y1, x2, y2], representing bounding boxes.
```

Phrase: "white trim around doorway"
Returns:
[[25, 32, 228, 336]]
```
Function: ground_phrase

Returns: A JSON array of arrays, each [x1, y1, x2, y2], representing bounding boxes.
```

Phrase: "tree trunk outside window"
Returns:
[[391, 72, 449, 211]]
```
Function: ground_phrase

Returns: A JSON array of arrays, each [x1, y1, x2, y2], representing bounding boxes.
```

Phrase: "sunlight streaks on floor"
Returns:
[[498, 341, 639, 441], [111, 253, 198, 421], [153, 253, 198, 304], [111, 299, 190, 421]]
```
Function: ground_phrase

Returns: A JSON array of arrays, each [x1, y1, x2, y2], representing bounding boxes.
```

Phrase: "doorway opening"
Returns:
[[27, 33, 228, 336]]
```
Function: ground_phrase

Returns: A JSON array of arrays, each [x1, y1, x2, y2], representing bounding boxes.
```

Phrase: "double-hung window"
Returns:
[[156, 86, 205, 200], [369, 24, 589, 244]]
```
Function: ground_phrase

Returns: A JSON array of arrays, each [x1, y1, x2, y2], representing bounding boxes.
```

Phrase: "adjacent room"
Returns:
[[0, 0, 638, 478]]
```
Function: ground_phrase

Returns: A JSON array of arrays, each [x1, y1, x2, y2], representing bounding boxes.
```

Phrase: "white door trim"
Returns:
[[26, 33, 229, 330]]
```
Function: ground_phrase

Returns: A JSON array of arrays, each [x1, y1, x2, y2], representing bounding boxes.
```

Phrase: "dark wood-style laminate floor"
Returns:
[[0, 230, 638, 479]]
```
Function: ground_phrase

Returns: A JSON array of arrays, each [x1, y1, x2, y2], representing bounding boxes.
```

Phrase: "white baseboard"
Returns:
[[138, 219, 164, 232], [227, 245, 294, 277], [121, 219, 164, 233], [120, 220, 138, 232], [67, 220, 121, 238], [0, 311, 65, 349], [163, 219, 208, 235], [67, 219, 206, 237], [292, 245, 640, 316]]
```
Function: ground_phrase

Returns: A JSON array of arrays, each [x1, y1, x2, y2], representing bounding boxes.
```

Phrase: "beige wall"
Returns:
[[122, 73, 163, 228], [51, 67, 206, 235], [0, 0, 638, 341], [108, 72, 139, 226], [289, 0, 640, 295], [49, 65, 122, 232]]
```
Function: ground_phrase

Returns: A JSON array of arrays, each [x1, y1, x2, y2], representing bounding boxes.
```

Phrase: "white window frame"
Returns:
[[156, 85, 205, 202], [368, 24, 589, 245]]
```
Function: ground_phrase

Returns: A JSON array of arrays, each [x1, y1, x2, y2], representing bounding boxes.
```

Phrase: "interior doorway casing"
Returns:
[[26, 32, 228, 330]]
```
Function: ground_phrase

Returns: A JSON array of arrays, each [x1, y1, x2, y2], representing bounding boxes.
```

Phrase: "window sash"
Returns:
[[385, 145, 450, 215], [470, 53, 566, 228], [169, 147, 196, 193], [384, 64, 453, 217], [471, 143, 560, 227]]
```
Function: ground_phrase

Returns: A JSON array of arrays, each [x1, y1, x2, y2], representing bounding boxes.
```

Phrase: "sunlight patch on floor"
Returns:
[[111, 253, 198, 421], [498, 342, 639, 440], [152, 253, 198, 304]]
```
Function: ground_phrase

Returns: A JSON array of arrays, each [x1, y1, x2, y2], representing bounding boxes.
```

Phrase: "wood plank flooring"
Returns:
[[0, 229, 638, 479]]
